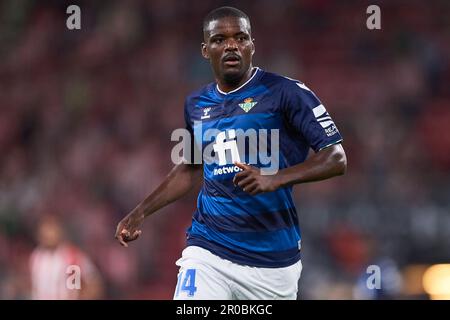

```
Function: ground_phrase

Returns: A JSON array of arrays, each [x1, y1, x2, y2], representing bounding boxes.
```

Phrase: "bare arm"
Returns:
[[277, 143, 347, 187], [115, 163, 203, 246], [135, 163, 203, 218], [233, 144, 347, 195]]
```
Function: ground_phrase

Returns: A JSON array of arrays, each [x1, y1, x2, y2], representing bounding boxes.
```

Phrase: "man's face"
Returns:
[[202, 16, 255, 85], [37, 219, 62, 249]]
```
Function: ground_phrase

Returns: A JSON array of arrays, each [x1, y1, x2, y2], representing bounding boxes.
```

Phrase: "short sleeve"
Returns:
[[282, 81, 343, 152], [183, 99, 203, 164], [184, 99, 193, 134], [183, 99, 194, 164]]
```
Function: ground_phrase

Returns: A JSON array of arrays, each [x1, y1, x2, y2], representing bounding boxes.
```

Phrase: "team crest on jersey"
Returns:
[[238, 97, 258, 112]]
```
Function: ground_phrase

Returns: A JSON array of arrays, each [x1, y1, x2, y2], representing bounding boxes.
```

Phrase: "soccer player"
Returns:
[[30, 215, 103, 299], [115, 6, 347, 300]]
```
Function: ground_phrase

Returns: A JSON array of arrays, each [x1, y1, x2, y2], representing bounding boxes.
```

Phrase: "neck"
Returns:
[[217, 66, 254, 93]]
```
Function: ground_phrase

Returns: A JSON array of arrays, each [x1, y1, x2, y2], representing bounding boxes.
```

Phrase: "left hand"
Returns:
[[115, 210, 144, 247], [232, 162, 281, 195]]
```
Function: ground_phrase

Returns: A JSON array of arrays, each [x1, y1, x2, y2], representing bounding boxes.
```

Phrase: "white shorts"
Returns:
[[173, 246, 302, 300]]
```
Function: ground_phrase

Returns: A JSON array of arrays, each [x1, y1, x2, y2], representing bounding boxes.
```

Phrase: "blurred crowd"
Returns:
[[0, 0, 449, 299]]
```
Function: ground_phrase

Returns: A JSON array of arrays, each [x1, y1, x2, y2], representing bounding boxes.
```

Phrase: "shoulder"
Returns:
[[261, 70, 316, 97], [260, 70, 304, 90], [261, 70, 320, 108], [30, 248, 43, 265], [185, 82, 216, 110]]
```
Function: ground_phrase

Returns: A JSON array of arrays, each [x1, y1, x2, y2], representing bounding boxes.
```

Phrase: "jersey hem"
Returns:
[[186, 236, 301, 268]]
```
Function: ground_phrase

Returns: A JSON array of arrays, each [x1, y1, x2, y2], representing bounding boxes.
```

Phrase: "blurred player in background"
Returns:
[[116, 6, 347, 299], [30, 215, 103, 299]]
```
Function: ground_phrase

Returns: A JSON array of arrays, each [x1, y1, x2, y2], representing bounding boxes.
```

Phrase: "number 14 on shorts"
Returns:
[[175, 269, 198, 297]]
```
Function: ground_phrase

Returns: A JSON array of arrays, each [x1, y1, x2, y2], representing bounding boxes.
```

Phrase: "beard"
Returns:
[[222, 68, 245, 86]]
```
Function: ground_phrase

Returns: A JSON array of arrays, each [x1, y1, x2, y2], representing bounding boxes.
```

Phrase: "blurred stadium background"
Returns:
[[0, 0, 449, 299]]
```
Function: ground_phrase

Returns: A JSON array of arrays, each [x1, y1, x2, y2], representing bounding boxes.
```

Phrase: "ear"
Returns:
[[251, 38, 256, 56], [201, 43, 209, 59]]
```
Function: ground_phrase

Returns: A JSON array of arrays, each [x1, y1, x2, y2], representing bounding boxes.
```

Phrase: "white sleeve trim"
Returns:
[[318, 139, 343, 152]]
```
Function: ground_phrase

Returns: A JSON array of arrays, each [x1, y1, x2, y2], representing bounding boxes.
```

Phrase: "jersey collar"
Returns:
[[216, 67, 261, 96]]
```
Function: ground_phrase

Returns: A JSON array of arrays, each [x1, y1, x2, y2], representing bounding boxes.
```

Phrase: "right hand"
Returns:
[[115, 211, 144, 247]]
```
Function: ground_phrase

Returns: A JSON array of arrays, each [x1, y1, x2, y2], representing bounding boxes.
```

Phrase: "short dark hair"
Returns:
[[203, 6, 251, 32]]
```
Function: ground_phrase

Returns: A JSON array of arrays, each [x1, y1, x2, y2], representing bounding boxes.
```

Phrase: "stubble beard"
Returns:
[[222, 68, 245, 87]]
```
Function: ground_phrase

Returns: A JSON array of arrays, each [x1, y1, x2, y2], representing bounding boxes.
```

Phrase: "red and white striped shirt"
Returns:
[[30, 244, 96, 300]]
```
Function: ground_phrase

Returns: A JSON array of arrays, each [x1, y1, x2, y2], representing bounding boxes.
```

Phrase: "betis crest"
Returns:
[[238, 97, 258, 112]]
